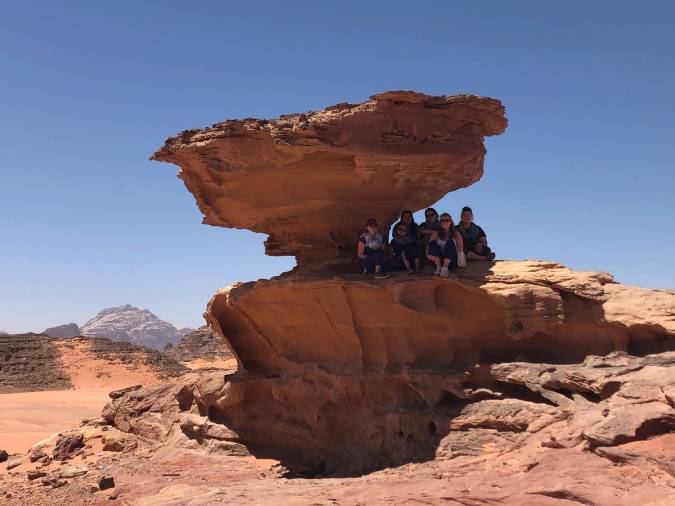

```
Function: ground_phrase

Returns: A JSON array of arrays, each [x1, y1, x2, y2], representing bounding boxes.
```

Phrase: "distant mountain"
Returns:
[[81, 304, 191, 350], [0, 330, 7, 335], [42, 323, 81, 338]]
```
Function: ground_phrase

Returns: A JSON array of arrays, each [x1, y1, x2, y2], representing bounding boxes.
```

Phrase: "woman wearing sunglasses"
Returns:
[[427, 213, 463, 277], [389, 221, 422, 273]]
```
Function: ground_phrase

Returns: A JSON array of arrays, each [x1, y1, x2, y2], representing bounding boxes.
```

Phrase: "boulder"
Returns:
[[52, 432, 84, 461]]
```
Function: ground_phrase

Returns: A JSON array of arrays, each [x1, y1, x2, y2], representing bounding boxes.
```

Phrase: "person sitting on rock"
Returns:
[[456, 206, 495, 261], [392, 210, 419, 241], [427, 213, 463, 277], [357, 218, 389, 278], [419, 207, 441, 257], [389, 221, 422, 273]]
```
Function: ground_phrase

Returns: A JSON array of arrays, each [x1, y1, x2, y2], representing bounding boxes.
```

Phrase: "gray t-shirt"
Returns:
[[360, 232, 384, 250]]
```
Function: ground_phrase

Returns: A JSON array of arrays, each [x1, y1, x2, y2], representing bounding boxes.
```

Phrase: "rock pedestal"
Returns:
[[117, 91, 675, 477]]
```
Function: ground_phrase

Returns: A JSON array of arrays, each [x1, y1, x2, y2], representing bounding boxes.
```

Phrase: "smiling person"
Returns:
[[389, 221, 422, 273], [392, 210, 419, 240], [426, 213, 463, 277], [456, 206, 495, 261], [357, 218, 390, 279]]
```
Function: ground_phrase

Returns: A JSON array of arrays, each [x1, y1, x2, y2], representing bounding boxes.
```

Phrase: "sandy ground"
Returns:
[[0, 389, 110, 453], [1, 339, 171, 454]]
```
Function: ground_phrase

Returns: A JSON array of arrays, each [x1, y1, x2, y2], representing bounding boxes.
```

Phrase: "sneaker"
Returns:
[[440, 266, 449, 278], [374, 271, 390, 279], [434, 266, 441, 276], [362, 268, 368, 275]]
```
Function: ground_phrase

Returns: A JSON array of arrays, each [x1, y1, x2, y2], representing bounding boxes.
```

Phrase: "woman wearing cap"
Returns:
[[357, 218, 389, 278], [389, 221, 422, 273], [427, 213, 463, 277], [456, 206, 495, 261]]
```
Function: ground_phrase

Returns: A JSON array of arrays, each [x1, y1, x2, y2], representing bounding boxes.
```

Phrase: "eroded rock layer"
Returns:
[[151, 91, 507, 268], [104, 261, 675, 475]]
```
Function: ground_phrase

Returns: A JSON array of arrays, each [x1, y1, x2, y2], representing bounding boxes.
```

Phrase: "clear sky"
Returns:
[[1, 1, 674, 333]]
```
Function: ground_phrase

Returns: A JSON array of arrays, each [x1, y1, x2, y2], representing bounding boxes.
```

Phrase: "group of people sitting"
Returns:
[[357, 206, 495, 279]]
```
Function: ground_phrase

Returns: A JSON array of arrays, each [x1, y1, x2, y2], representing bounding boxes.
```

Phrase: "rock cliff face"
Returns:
[[163, 326, 234, 368], [81, 304, 187, 350], [102, 91, 675, 497], [152, 91, 506, 270], [0, 334, 72, 393], [42, 323, 81, 338]]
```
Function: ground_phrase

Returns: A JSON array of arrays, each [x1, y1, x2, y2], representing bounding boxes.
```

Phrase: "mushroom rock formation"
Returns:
[[151, 91, 507, 270], [142, 92, 675, 477]]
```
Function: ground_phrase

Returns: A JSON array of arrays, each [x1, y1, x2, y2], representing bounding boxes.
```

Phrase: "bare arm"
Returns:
[[357, 241, 366, 259], [454, 231, 464, 252]]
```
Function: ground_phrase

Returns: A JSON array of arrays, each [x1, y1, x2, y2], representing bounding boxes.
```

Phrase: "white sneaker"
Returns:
[[434, 266, 441, 276], [440, 266, 449, 278]]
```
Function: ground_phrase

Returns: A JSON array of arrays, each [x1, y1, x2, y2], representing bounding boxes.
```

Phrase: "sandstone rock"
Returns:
[[0, 449, 7, 462], [163, 326, 233, 366], [98, 475, 115, 490], [127, 89, 675, 501], [101, 434, 136, 452], [29, 448, 49, 463], [152, 91, 507, 269], [81, 304, 185, 349], [6, 457, 22, 470], [27, 470, 48, 481], [42, 323, 80, 338], [52, 432, 84, 461], [58, 465, 88, 478]]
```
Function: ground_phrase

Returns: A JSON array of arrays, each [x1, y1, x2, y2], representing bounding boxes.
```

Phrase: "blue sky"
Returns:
[[1, 1, 674, 333]]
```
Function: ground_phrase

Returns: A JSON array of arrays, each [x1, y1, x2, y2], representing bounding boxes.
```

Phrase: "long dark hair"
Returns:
[[400, 209, 416, 224], [438, 213, 454, 240], [424, 207, 438, 222]]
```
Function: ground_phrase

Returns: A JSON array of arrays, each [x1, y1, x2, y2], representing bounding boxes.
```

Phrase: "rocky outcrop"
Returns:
[[104, 261, 675, 475], [163, 326, 233, 367], [152, 91, 507, 270], [0, 334, 72, 393], [81, 304, 186, 350], [140, 91, 675, 482], [42, 323, 80, 338]]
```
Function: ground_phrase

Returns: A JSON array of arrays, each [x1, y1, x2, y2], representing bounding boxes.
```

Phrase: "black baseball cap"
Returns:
[[365, 218, 378, 226]]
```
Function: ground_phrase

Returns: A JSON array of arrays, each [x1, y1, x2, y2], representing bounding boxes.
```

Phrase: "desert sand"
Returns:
[[0, 390, 110, 454], [0, 338, 182, 454]]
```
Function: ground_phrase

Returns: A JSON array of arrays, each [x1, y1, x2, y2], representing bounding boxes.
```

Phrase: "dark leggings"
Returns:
[[361, 248, 385, 272], [428, 240, 458, 270], [388, 244, 421, 271]]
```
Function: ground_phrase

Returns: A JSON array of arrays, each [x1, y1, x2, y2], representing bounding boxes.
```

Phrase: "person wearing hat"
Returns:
[[357, 218, 390, 278]]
